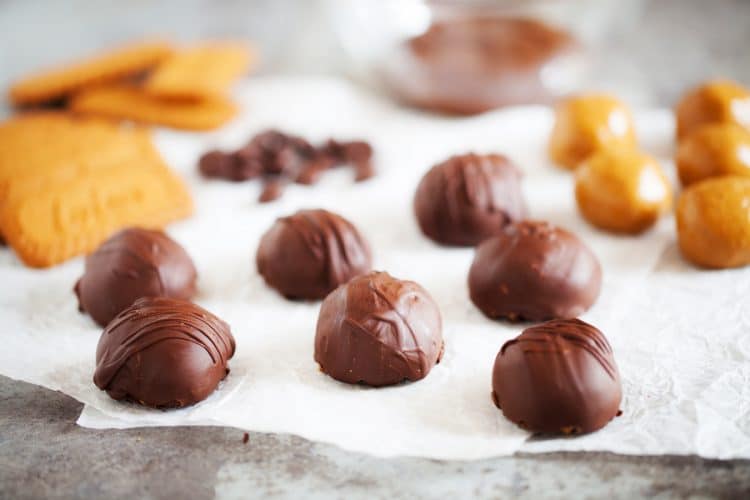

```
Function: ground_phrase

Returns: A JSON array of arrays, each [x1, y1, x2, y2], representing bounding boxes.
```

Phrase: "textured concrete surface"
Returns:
[[2, 375, 749, 499], [2, 1, 750, 498]]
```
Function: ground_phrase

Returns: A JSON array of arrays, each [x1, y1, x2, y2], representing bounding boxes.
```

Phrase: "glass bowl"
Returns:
[[326, 0, 640, 114]]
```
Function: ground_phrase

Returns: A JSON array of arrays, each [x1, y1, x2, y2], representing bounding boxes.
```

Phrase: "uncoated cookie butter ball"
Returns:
[[314, 271, 444, 387], [492, 318, 622, 435], [75, 227, 197, 327], [413, 153, 527, 246], [676, 123, 750, 187], [676, 176, 750, 269], [675, 79, 750, 140], [256, 209, 372, 300], [575, 147, 672, 234], [469, 221, 601, 322], [548, 94, 637, 169]]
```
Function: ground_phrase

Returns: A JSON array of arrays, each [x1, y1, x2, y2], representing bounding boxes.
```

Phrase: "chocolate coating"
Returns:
[[314, 271, 443, 387], [492, 318, 622, 434], [75, 228, 197, 327], [469, 221, 601, 321], [93, 297, 236, 408], [256, 209, 372, 300], [414, 153, 528, 246]]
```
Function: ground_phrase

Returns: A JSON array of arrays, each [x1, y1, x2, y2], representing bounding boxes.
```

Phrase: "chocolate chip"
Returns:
[[198, 130, 375, 202], [259, 178, 286, 203]]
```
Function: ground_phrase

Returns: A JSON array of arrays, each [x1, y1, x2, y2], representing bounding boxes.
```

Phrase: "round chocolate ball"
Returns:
[[492, 318, 622, 435], [314, 271, 444, 387], [468, 220, 601, 321], [93, 297, 236, 408], [256, 209, 372, 300], [413, 153, 528, 246], [75, 228, 198, 327]]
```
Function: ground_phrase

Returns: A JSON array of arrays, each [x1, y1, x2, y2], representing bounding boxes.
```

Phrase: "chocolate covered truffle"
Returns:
[[93, 297, 236, 408], [75, 228, 197, 327], [469, 221, 601, 321], [314, 271, 443, 387], [414, 153, 528, 246], [256, 209, 372, 300], [492, 318, 622, 435]]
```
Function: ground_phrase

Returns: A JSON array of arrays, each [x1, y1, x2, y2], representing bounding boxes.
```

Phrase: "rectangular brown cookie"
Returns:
[[0, 113, 153, 203], [0, 112, 192, 267], [145, 42, 254, 100], [8, 41, 174, 106], [70, 85, 237, 130], [0, 156, 192, 268]]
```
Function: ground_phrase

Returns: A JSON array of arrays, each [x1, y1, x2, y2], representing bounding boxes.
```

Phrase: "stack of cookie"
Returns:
[[1, 40, 254, 267], [8, 40, 255, 130]]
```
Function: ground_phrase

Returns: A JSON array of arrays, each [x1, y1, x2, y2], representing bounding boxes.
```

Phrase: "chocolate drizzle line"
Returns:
[[88, 230, 172, 294], [256, 209, 372, 301], [94, 297, 235, 391], [414, 152, 527, 246], [284, 209, 369, 292], [501, 318, 616, 380], [74, 228, 197, 327], [492, 317, 622, 435], [314, 271, 443, 387], [365, 279, 430, 378]]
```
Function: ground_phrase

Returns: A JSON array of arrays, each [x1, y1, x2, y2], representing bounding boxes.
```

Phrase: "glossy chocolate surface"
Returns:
[[414, 153, 527, 246], [256, 209, 372, 300], [492, 318, 622, 434], [314, 271, 443, 387], [93, 297, 236, 408], [469, 221, 601, 321], [75, 228, 197, 327]]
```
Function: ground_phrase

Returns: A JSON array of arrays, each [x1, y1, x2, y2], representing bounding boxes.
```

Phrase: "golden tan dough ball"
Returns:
[[676, 176, 750, 269], [676, 123, 750, 187], [548, 94, 637, 170], [575, 147, 672, 234], [675, 79, 750, 140]]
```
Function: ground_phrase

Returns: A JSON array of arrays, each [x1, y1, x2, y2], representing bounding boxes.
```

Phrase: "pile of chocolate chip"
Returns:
[[198, 130, 375, 202]]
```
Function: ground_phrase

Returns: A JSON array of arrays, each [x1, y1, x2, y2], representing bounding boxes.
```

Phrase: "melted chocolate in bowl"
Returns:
[[385, 17, 582, 114]]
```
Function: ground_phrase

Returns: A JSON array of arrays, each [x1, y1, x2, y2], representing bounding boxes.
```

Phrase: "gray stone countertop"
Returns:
[[1, 0, 750, 498], [2, 376, 749, 499]]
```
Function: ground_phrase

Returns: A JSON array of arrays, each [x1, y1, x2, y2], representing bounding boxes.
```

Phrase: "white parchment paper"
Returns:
[[2, 77, 748, 460]]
